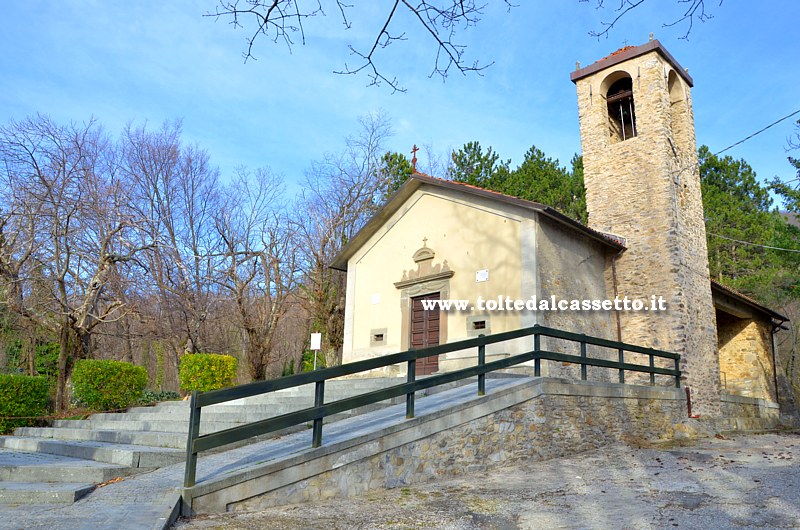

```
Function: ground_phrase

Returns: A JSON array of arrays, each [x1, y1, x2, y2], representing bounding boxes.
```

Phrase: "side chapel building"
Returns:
[[331, 39, 786, 416]]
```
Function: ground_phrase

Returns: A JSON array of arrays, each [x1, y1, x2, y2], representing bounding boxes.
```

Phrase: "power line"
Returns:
[[714, 108, 800, 156], [709, 232, 800, 254], [665, 107, 800, 180]]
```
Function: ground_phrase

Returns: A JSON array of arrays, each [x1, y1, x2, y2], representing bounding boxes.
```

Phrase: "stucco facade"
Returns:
[[334, 180, 620, 377]]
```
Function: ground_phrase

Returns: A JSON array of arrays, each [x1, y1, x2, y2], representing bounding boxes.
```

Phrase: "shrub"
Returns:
[[71, 359, 148, 410], [3, 340, 60, 379], [281, 358, 296, 377], [0, 374, 50, 434], [137, 389, 181, 406], [300, 350, 326, 372], [179, 353, 238, 392]]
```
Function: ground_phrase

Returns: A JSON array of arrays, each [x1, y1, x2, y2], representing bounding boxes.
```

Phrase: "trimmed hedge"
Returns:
[[179, 353, 238, 392], [0, 374, 50, 434], [72, 359, 148, 410]]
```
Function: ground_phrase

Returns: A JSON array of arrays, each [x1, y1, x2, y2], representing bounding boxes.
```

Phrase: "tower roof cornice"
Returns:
[[570, 39, 693, 87]]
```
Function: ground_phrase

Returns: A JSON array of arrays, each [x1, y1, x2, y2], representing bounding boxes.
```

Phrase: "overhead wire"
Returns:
[[696, 108, 800, 253], [708, 232, 800, 254]]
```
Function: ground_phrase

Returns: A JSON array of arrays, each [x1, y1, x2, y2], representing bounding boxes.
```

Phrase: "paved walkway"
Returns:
[[0, 378, 521, 530], [172, 432, 800, 530]]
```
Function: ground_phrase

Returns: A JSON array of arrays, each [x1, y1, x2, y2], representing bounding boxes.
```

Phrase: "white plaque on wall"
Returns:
[[475, 269, 489, 283]]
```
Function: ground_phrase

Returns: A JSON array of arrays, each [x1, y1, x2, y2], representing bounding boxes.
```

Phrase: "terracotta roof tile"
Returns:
[[602, 45, 637, 62]]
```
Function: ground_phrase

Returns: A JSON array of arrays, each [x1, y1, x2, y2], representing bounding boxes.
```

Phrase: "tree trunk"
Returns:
[[22, 335, 36, 376], [245, 328, 265, 381], [54, 324, 74, 411]]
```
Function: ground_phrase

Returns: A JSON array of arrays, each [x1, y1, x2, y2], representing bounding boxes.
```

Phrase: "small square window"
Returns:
[[370, 328, 387, 347]]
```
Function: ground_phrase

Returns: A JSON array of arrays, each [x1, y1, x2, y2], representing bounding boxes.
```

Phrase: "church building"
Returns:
[[331, 39, 786, 416]]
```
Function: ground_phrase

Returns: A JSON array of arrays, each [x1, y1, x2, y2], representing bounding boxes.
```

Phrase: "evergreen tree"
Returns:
[[700, 145, 800, 302], [497, 148, 586, 223], [377, 151, 414, 200], [447, 141, 587, 222], [446, 141, 510, 187]]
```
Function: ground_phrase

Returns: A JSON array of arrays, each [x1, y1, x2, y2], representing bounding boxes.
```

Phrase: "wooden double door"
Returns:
[[410, 293, 440, 375]]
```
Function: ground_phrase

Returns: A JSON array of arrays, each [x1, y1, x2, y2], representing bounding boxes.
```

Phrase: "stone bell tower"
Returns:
[[570, 39, 720, 415]]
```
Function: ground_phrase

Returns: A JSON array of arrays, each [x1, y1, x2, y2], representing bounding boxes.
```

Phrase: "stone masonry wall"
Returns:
[[718, 319, 776, 401], [228, 384, 688, 511], [534, 216, 618, 382], [573, 44, 720, 415]]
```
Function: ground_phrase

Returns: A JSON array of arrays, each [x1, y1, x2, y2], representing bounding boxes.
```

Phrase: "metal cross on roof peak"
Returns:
[[411, 144, 419, 172]]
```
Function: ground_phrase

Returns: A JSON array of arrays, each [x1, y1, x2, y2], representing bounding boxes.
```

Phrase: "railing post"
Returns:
[[312, 380, 325, 448], [674, 357, 681, 388], [534, 333, 541, 377], [406, 358, 416, 418], [649, 354, 656, 386], [183, 391, 201, 488], [477, 334, 486, 396], [580, 337, 587, 381], [618, 348, 625, 384]]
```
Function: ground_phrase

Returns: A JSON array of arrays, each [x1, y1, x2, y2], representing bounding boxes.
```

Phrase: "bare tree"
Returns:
[[206, 1, 513, 92], [214, 168, 299, 380], [0, 115, 151, 408], [579, 0, 722, 39], [122, 121, 222, 370], [294, 113, 393, 363]]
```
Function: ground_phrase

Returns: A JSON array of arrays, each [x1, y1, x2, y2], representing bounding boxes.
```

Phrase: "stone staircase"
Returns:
[[0, 377, 402, 506]]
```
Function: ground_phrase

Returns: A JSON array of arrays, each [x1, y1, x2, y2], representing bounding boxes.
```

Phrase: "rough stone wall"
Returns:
[[535, 216, 618, 382], [721, 394, 779, 419], [229, 387, 687, 511], [718, 319, 776, 401], [574, 47, 720, 415]]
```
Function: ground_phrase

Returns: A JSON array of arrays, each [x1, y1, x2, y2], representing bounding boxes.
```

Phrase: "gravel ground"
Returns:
[[172, 432, 800, 530]]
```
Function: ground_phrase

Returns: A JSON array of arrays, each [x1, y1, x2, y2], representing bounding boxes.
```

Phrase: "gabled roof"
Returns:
[[570, 39, 693, 87], [711, 278, 788, 324], [330, 174, 626, 271]]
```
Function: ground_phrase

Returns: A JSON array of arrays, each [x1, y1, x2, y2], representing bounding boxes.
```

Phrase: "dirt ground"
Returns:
[[172, 432, 800, 530]]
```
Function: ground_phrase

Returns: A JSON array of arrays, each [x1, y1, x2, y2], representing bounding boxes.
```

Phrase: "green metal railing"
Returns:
[[183, 324, 680, 488]]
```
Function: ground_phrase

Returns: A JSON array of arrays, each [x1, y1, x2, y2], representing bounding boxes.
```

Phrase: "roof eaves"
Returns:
[[710, 278, 788, 323], [570, 39, 693, 87]]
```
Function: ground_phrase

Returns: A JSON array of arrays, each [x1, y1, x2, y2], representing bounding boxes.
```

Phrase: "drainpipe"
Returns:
[[611, 250, 624, 343], [770, 318, 788, 406]]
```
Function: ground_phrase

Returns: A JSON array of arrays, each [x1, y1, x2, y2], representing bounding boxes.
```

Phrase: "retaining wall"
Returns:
[[184, 378, 780, 514]]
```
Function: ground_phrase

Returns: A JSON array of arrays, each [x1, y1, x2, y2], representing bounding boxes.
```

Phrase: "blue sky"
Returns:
[[2, 2, 798, 202]]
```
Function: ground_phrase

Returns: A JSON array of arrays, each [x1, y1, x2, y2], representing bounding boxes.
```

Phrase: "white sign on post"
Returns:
[[310, 333, 322, 351], [310, 332, 322, 370]]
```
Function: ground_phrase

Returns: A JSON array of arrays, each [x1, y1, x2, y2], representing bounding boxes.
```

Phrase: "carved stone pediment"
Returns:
[[394, 238, 454, 289]]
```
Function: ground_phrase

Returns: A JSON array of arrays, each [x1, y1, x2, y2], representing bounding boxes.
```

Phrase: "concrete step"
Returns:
[[0, 481, 95, 504], [14, 427, 187, 449], [0, 437, 183, 467], [0, 449, 132, 483], [119, 404, 327, 417], [49, 412, 358, 434], [50, 418, 250, 434], [142, 393, 403, 410], [86, 400, 395, 425]]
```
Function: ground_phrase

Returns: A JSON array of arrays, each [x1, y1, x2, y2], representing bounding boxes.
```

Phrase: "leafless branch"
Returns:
[[207, 1, 513, 91], [580, 0, 721, 40]]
